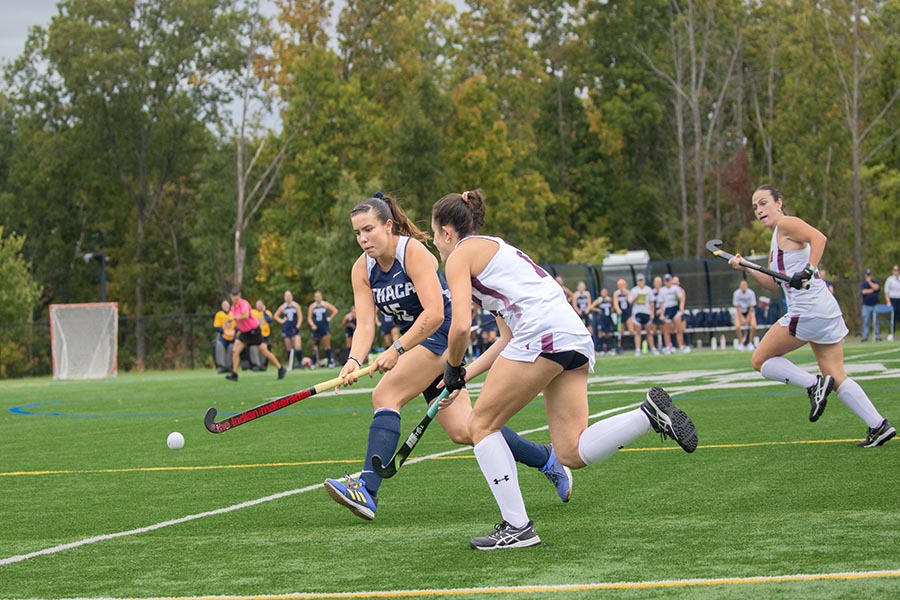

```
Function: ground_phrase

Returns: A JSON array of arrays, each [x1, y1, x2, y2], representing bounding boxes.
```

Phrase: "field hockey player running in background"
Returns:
[[728, 184, 894, 447], [323, 192, 573, 521], [432, 189, 698, 550]]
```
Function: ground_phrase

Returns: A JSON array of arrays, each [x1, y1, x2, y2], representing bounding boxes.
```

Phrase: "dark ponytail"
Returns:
[[431, 189, 486, 238], [351, 192, 430, 244]]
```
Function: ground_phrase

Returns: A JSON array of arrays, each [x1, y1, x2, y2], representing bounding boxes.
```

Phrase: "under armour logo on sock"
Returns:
[[492, 475, 510, 485]]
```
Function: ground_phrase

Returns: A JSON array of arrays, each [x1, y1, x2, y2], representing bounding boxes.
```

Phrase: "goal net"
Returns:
[[49, 303, 119, 380]]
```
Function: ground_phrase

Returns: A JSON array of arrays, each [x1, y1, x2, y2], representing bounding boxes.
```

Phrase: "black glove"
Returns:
[[443, 362, 467, 393], [789, 264, 816, 290]]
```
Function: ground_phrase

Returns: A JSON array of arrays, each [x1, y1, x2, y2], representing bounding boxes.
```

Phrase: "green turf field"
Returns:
[[1, 343, 899, 599]]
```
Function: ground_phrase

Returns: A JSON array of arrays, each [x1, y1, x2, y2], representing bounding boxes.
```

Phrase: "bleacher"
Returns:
[[543, 253, 788, 352]]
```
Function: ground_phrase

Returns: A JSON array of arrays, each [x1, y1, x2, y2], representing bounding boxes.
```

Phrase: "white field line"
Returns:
[[0, 402, 636, 567], [4, 361, 899, 569]]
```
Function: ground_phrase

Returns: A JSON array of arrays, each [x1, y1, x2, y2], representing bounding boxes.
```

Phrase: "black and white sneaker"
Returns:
[[806, 374, 834, 422], [856, 419, 896, 448], [640, 387, 698, 453], [470, 520, 541, 550]]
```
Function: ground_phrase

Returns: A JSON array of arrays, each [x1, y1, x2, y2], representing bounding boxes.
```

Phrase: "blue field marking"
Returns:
[[7, 400, 410, 419]]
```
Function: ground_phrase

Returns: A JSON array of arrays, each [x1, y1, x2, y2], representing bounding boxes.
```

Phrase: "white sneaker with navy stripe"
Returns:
[[470, 520, 541, 550]]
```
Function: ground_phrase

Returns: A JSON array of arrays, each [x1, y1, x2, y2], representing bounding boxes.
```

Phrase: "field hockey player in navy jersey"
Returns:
[[322, 193, 573, 521]]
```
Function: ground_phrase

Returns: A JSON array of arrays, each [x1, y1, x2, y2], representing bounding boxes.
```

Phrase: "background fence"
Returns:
[[0, 258, 881, 378]]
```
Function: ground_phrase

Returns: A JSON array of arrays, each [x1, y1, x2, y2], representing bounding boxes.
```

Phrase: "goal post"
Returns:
[[49, 303, 119, 380]]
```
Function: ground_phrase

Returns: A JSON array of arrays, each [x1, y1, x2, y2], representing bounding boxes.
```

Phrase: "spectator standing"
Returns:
[[629, 273, 658, 355], [213, 300, 234, 373], [885, 265, 900, 340], [226, 288, 285, 381], [571, 281, 594, 340], [658, 274, 688, 353], [273, 290, 303, 369], [590, 288, 615, 355], [732, 280, 758, 350], [308, 290, 339, 367], [860, 269, 881, 341], [612, 278, 633, 353]]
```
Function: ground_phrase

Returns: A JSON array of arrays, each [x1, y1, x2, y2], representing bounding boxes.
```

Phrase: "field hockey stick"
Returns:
[[705, 239, 793, 284], [371, 388, 450, 478], [204, 364, 374, 433]]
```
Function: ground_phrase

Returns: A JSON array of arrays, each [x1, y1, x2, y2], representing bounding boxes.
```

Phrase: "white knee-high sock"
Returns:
[[578, 409, 652, 465], [760, 357, 817, 388], [473, 432, 528, 528], [836, 378, 884, 428]]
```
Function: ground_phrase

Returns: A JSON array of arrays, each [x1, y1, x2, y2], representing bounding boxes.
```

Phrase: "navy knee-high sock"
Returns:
[[501, 426, 551, 468], [360, 409, 401, 496]]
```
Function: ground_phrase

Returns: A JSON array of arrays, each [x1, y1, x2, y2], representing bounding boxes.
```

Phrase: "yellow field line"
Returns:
[[0, 438, 863, 477], [133, 569, 900, 598]]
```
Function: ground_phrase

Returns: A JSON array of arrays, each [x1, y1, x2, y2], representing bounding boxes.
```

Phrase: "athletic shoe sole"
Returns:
[[857, 424, 896, 448], [323, 480, 375, 520], [643, 387, 698, 453], [471, 536, 542, 550], [808, 375, 833, 422]]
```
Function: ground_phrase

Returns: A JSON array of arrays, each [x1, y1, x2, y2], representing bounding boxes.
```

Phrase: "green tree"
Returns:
[[6, 0, 248, 368]]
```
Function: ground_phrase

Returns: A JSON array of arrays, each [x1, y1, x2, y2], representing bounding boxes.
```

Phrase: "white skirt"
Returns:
[[777, 313, 849, 345]]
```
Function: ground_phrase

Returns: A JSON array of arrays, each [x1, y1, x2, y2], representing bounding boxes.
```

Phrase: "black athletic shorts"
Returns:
[[539, 350, 589, 371], [237, 327, 264, 346]]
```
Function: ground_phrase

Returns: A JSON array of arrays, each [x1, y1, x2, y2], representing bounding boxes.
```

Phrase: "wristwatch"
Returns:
[[393, 339, 405, 355]]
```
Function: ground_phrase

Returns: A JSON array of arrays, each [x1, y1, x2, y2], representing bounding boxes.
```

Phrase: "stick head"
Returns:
[[705, 239, 724, 256], [371, 454, 397, 479], [204, 407, 224, 433]]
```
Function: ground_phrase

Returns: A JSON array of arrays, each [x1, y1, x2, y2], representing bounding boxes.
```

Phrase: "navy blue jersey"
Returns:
[[597, 298, 613, 318], [367, 236, 453, 354], [281, 302, 300, 337], [310, 302, 331, 337]]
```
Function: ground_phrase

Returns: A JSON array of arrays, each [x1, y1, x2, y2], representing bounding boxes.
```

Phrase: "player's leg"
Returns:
[[258, 342, 285, 379], [748, 312, 758, 348], [227, 338, 245, 380], [469, 358, 554, 523], [322, 332, 333, 366], [812, 341, 894, 445], [324, 346, 442, 520]]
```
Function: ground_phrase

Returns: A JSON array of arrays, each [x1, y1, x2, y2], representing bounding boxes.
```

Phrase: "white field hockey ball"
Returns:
[[166, 431, 185, 450]]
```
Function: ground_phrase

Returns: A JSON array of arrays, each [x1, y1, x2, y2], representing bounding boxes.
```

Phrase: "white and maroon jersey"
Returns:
[[629, 285, 654, 315], [462, 235, 595, 370], [732, 288, 757, 312], [657, 284, 683, 309], [769, 227, 841, 319]]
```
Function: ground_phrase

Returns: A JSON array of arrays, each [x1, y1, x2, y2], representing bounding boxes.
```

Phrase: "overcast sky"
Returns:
[[0, 1, 59, 66]]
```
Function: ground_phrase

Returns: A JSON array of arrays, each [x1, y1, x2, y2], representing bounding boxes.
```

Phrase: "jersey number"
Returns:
[[516, 250, 548, 278], [382, 303, 413, 323]]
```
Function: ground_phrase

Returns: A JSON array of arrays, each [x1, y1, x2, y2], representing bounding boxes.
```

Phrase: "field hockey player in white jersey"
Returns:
[[323, 193, 574, 522], [728, 184, 894, 448], [431, 189, 699, 550]]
